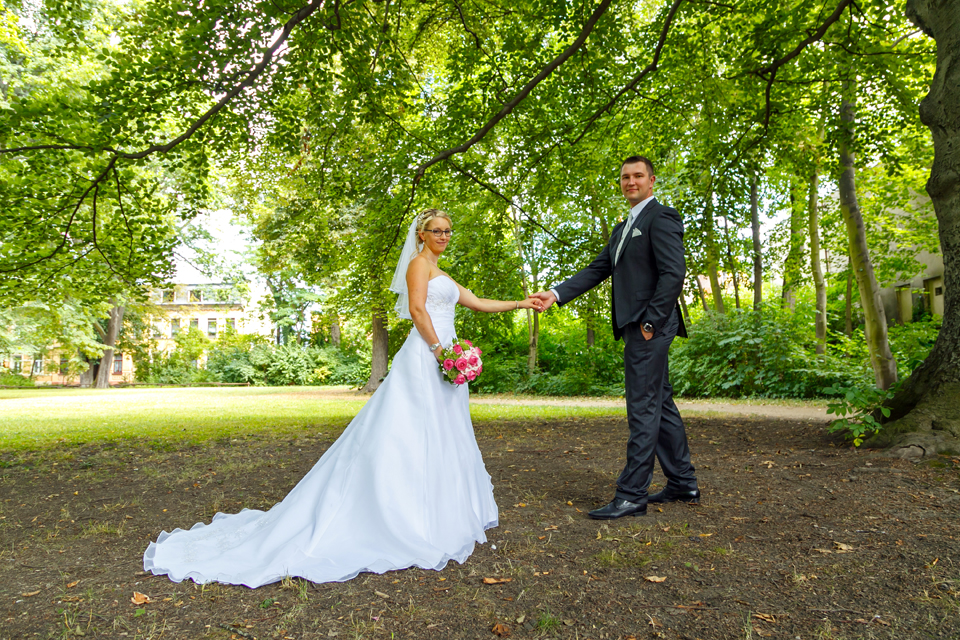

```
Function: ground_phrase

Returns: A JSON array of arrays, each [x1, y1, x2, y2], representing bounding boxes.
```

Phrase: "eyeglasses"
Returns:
[[425, 229, 454, 238]]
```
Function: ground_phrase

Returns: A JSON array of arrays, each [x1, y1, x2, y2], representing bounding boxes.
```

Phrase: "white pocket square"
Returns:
[[631, 228, 642, 237]]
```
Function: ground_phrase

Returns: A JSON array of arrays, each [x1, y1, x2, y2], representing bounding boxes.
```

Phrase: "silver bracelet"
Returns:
[[515, 301, 519, 309]]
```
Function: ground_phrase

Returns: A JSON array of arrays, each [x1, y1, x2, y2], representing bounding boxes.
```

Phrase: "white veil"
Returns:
[[388, 218, 420, 320]]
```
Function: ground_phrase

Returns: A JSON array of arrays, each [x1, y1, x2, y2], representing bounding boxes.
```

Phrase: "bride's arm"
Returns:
[[454, 282, 542, 313], [406, 258, 444, 360]]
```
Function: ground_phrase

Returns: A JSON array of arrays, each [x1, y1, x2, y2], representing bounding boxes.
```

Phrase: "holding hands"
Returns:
[[528, 290, 557, 312]]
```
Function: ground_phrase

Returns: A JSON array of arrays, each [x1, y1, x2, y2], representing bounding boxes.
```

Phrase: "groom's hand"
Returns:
[[529, 291, 557, 312]]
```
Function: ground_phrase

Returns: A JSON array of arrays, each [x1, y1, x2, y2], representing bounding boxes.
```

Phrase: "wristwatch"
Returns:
[[429, 342, 442, 352], [641, 322, 655, 335]]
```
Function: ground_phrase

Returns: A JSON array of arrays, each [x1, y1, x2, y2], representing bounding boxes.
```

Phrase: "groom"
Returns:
[[531, 155, 699, 519]]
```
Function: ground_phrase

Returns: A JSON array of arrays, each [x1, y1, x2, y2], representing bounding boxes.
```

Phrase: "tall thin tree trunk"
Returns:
[[838, 75, 897, 390], [722, 215, 741, 310], [782, 179, 806, 311], [362, 308, 388, 392], [695, 275, 709, 313], [845, 264, 854, 336], [679, 294, 690, 324], [808, 169, 827, 355], [703, 190, 725, 313], [751, 175, 763, 310], [94, 304, 124, 389], [330, 318, 341, 347]]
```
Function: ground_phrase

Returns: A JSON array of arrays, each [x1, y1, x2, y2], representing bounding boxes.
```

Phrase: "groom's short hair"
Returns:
[[621, 155, 655, 176]]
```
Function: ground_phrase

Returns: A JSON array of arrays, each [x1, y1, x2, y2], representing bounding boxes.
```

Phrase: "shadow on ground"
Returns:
[[1, 416, 958, 639]]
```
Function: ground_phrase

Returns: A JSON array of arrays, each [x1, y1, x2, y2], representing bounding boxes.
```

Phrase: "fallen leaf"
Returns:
[[762, 461, 775, 468], [698, 533, 714, 538], [515, 614, 525, 624], [21, 590, 40, 597], [130, 592, 151, 605], [813, 548, 833, 554], [753, 613, 776, 623], [483, 577, 513, 585], [544, 525, 558, 531], [563, 619, 574, 626], [491, 622, 511, 637], [647, 615, 662, 627], [596, 531, 602, 540], [566, 501, 573, 506], [66, 580, 80, 588], [644, 576, 667, 583], [374, 591, 390, 599], [834, 542, 854, 553]]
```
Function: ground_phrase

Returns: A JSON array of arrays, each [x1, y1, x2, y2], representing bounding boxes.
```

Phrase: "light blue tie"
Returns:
[[614, 212, 635, 265]]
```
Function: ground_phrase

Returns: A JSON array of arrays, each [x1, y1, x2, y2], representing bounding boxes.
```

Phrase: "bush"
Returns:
[[0, 370, 34, 387], [670, 303, 867, 398]]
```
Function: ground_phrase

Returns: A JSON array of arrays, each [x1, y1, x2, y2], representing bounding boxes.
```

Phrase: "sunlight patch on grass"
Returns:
[[0, 386, 626, 451]]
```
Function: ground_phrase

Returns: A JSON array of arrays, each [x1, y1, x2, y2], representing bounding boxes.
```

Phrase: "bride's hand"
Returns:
[[517, 298, 543, 311]]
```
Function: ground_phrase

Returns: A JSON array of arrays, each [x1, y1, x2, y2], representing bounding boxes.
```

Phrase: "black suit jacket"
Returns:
[[554, 198, 688, 341]]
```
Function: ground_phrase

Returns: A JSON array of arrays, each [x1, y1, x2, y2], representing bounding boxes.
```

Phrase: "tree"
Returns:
[[878, 1, 960, 455]]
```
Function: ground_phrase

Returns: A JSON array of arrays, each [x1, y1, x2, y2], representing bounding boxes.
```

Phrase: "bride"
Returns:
[[144, 208, 542, 587]]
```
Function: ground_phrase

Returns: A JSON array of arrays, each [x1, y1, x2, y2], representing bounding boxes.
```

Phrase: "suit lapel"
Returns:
[[615, 198, 658, 264]]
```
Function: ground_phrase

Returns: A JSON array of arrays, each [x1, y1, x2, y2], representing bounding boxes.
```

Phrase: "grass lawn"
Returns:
[[0, 386, 631, 450]]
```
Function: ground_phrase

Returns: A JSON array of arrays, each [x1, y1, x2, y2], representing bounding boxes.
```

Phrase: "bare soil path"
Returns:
[[1, 413, 957, 640]]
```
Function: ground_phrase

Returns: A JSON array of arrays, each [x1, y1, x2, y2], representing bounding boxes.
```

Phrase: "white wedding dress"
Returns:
[[143, 276, 498, 587]]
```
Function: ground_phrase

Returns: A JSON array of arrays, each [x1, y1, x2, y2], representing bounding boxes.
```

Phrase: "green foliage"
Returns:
[[0, 370, 34, 387], [823, 383, 896, 447], [670, 302, 869, 399], [144, 328, 214, 384]]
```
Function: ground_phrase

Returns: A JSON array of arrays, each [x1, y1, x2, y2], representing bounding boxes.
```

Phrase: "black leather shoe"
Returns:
[[648, 487, 701, 504], [588, 498, 647, 520]]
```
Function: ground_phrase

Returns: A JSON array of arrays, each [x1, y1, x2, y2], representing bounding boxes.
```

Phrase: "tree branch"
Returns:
[[414, 0, 615, 179], [572, 0, 685, 145]]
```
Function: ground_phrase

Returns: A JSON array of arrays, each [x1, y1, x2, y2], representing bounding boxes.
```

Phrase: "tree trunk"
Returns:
[[94, 305, 124, 389], [362, 308, 388, 392], [751, 175, 763, 310], [528, 303, 539, 373], [808, 169, 827, 355], [838, 74, 897, 390], [330, 318, 341, 347], [695, 275, 709, 313], [877, 2, 960, 454], [845, 265, 854, 336], [781, 179, 806, 311], [703, 191, 725, 313], [721, 216, 741, 310], [679, 294, 690, 325]]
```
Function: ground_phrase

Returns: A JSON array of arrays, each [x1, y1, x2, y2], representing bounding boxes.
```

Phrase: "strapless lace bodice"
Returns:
[[424, 276, 459, 324]]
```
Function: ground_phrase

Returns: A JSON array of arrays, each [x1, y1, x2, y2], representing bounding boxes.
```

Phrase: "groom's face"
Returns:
[[620, 161, 655, 206]]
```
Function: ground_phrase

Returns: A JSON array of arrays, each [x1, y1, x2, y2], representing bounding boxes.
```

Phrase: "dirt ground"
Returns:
[[1, 414, 958, 640]]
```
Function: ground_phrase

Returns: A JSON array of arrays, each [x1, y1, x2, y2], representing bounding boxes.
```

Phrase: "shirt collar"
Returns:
[[628, 195, 656, 222]]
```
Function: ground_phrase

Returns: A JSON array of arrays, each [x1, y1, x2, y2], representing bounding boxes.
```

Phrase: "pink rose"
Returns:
[[468, 354, 479, 365], [454, 374, 466, 385], [452, 344, 463, 355], [478, 365, 483, 373], [466, 370, 477, 381], [475, 348, 482, 355], [455, 358, 468, 371], [443, 359, 455, 370], [463, 339, 472, 347]]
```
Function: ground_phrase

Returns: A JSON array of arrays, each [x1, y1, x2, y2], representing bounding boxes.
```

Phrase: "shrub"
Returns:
[[0, 370, 34, 387]]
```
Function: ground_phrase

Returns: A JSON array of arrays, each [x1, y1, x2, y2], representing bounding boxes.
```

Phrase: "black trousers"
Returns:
[[615, 307, 697, 503]]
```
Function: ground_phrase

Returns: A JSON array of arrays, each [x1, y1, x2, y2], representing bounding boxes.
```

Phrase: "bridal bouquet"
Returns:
[[437, 339, 483, 386]]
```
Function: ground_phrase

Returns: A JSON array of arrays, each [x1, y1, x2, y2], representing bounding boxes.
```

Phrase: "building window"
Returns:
[[112, 354, 123, 374], [12, 355, 22, 373], [60, 356, 68, 375], [190, 318, 199, 331], [32, 356, 43, 375], [171, 318, 180, 337], [226, 317, 236, 332], [936, 286, 944, 297], [207, 318, 218, 339], [190, 289, 202, 303], [161, 290, 175, 303]]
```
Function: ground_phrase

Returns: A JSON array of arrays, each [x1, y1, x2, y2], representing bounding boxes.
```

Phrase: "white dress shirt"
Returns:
[[551, 195, 655, 304]]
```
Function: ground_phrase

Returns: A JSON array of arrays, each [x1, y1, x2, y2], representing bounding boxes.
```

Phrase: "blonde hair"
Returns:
[[416, 208, 452, 250]]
